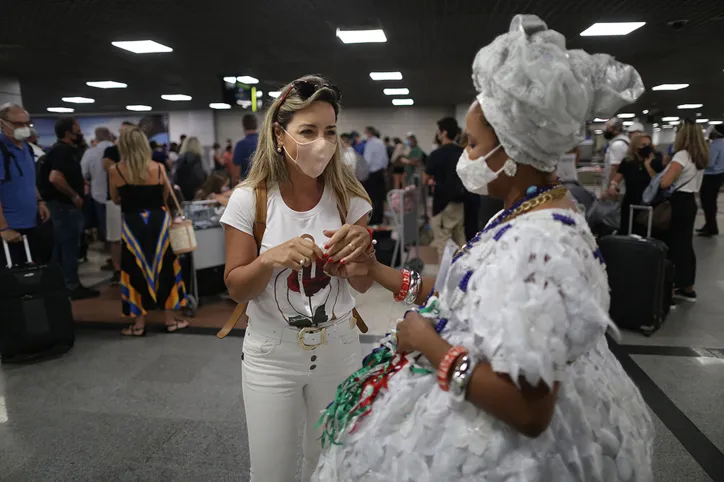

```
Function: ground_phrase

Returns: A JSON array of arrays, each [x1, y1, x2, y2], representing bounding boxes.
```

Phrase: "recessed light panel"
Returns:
[[617, 113, 635, 118], [209, 103, 231, 110], [370, 72, 403, 81], [268, 91, 281, 98], [112, 40, 172, 54], [237, 76, 259, 85], [392, 99, 414, 106], [678, 104, 703, 109], [662, 116, 680, 121], [47, 107, 74, 113], [336, 28, 387, 44], [709, 120, 723, 125], [62, 97, 95, 104], [86, 81, 127, 89], [383, 88, 410, 96], [651, 84, 689, 91], [580, 22, 645, 36], [161, 94, 192, 101], [696, 119, 709, 123], [126, 105, 152, 111]]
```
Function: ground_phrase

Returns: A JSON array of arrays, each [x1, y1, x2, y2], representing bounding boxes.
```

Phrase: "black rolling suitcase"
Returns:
[[0, 236, 75, 362], [597, 205, 672, 336]]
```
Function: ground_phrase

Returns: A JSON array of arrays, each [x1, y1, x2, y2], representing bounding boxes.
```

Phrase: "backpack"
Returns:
[[216, 182, 368, 338], [0, 141, 23, 183], [354, 152, 369, 182]]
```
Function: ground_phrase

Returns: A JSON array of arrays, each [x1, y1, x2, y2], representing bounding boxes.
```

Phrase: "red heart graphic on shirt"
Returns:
[[287, 258, 331, 297]]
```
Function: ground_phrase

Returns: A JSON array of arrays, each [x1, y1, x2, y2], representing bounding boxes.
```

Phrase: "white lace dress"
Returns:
[[313, 209, 654, 482]]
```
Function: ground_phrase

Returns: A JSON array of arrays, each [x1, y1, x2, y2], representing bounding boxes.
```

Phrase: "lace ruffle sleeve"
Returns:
[[454, 218, 614, 388]]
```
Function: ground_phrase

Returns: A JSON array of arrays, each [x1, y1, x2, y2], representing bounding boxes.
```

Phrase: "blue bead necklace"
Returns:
[[452, 184, 563, 264]]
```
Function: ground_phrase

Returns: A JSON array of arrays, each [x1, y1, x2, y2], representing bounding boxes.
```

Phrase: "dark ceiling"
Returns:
[[2, 0, 724, 121]]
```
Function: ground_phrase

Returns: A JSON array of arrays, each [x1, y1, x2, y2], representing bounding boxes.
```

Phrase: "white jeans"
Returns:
[[242, 316, 362, 482]]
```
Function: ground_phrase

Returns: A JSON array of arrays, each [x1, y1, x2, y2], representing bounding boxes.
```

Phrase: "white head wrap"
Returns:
[[472, 14, 645, 172]]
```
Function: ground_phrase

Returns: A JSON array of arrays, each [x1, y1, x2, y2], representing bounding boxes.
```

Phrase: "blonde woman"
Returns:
[[660, 119, 710, 301], [174, 135, 207, 200], [220, 75, 373, 482], [108, 127, 189, 336]]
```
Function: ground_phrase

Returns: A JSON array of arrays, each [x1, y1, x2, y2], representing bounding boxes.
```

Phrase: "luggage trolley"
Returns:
[[386, 185, 424, 272]]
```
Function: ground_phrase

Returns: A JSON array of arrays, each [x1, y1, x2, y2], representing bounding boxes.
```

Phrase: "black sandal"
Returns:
[[164, 319, 189, 333], [121, 324, 146, 337]]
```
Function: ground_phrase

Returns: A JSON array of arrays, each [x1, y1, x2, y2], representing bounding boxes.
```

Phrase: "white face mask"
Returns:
[[2, 121, 30, 141], [456, 144, 517, 195], [283, 129, 337, 179]]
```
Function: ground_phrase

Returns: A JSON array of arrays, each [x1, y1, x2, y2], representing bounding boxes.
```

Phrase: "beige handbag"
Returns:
[[164, 175, 197, 254]]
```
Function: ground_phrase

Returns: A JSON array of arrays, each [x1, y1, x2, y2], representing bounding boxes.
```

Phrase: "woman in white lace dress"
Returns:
[[314, 15, 654, 482]]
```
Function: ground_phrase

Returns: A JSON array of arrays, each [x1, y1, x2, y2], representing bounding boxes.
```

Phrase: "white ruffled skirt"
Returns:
[[312, 337, 654, 482]]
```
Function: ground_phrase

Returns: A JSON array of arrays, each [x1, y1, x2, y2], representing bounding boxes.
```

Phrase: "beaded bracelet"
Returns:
[[394, 269, 411, 302], [437, 345, 468, 392]]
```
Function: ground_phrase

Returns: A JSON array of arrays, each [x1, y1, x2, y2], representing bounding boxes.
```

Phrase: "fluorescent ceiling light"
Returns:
[[268, 91, 281, 98], [255, 91, 263, 97], [86, 81, 127, 89], [161, 94, 192, 101], [662, 116, 680, 121], [62, 96, 94, 104], [336, 28, 387, 44], [237, 76, 258, 85], [642, 109, 649, 114], [580, 22, 645, 36], [696, 118, 709, 123], [209, 103, 231, 110], [651, 84, 688, 91], [654, 127, 661, 132], [383, 88, 410, 96], [669, 121, 681, 125], [617, 113, 635, 118], [392, 98, 414, 106], [112, 40, 172, 54], [126, 105, 152, 111], [709, 120, 723, 125], [663, 125, 673, 129], [47, 107, 74, 113], [594, 129, 603, 134], [653, 123, 659, 127], [370, 71, 402, 81], [622, 121, 634, 126], [223, 76, 237, 84], [678, 103, 703, 109], [593, 117, 609, 122]]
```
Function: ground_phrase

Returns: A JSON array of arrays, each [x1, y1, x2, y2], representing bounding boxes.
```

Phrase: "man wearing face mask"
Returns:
[[45, 116, 99, 299], [602, 117, 630, 190], [0, 103, 52, 268]]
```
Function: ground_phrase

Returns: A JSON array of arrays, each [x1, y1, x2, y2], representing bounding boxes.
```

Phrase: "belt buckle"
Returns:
[[298, 326, 326, 351]]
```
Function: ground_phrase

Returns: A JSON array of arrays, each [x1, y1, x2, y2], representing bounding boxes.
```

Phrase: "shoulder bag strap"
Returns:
[[162, 168, 184, 216], [217, 182, 268, 339], [335, 198, 369, 333]]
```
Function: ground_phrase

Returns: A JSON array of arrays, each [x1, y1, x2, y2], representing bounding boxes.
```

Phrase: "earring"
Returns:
[[277, 146, 283, 153]]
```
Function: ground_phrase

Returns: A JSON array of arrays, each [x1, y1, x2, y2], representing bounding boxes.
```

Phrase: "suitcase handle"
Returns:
[[2, 235, 34, 269], [629, 205, 653, 238]]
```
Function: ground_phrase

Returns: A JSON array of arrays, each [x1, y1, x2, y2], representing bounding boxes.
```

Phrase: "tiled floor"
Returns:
[[2, 202, 724, 481]]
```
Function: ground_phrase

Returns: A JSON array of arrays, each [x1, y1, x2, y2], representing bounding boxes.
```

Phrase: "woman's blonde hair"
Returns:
[[627, 133, 653, 161], [180, 136, 204, 158], [674, 121, 709, 170], [242, 74, 371, 213], [118, 127, 152, 184]]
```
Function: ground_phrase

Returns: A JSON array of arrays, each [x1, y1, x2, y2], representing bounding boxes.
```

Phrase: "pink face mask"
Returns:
[[282, 128, 337, 179]]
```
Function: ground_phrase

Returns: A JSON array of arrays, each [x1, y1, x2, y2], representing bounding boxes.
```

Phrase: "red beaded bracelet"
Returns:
[[394, 269, 411, 302], [437, 346, 468, 392]]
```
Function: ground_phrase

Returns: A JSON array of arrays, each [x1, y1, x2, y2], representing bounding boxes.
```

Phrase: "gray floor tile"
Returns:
[[133, 352, 215, 384], [634, 354, 724, 454], [650, 410, 713, 482]]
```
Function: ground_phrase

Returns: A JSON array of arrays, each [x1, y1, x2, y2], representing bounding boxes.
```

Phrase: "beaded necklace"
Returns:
[[317, 183, 568, 447]]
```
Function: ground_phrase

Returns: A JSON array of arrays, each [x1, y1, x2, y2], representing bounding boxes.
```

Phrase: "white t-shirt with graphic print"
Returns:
[[220, 184, 372, 328]]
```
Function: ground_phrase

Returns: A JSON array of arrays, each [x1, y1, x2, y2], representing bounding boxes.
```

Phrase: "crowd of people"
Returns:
[[3, 10, 724, 481]]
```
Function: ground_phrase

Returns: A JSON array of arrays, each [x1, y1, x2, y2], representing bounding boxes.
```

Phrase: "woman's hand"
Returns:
[[323, 250, 374, 279], [396, 311, 437, 352], [323, 224, 371, 263], [259, 237, 324, 271], [644, 153, 654, 167]]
